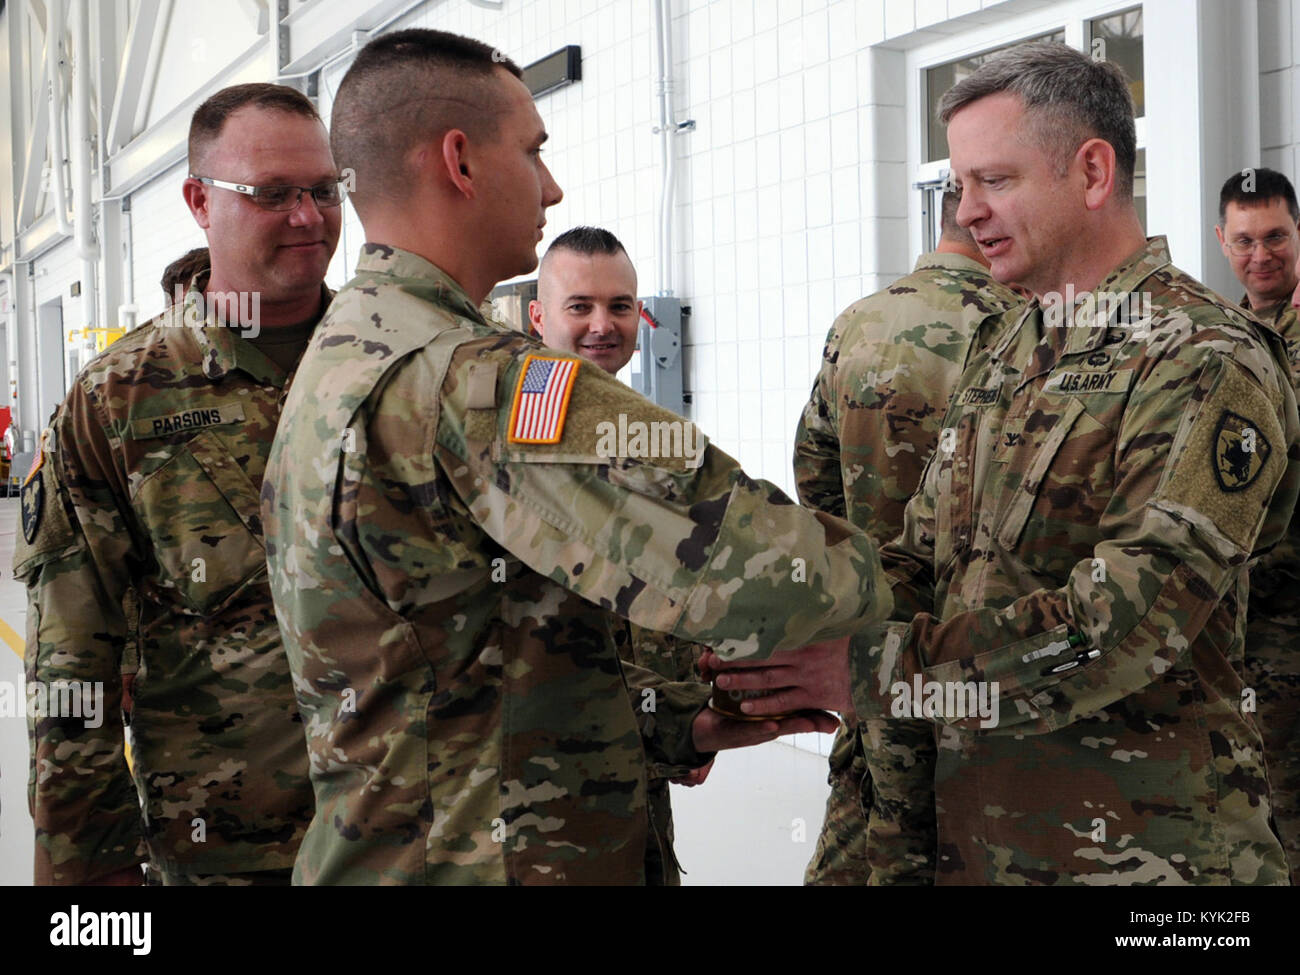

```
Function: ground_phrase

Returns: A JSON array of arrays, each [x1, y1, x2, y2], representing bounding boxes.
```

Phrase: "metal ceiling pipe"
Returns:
[[71, 0, 99, 336], [653, 0, 674, 297], [70, 0, 97, 262], [45, 0, 73, 236]]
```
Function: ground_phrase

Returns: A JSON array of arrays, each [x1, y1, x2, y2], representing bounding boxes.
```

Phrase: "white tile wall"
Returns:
[[127, 163, 207, 325]]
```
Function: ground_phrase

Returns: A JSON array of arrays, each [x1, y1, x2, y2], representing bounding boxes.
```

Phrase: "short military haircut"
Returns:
[[161, 247, 211, 305], [330, 28, 523, 209], [938, 40, 1137, 200], [939, 188, 975, 247], [188, 83, 321, 173], [1218, 167, 1300, 223], [545, 226, 628, 261]]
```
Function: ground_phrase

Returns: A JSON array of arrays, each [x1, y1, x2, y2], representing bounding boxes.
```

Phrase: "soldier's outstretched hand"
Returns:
[[701, 637, 854, 717], [691, 706, 838, 753], [671, 758, 715, 786]]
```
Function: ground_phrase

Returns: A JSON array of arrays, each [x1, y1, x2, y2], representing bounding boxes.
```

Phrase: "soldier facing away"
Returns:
[[794, 190, 1024, 884], [530, 225, 714, 884], [160, 246, 212, 309], [712, 41, 1300, 885], [262, 28, 887, 885], [13, 83, 342, 884], [1214, 167, 1300, 884]]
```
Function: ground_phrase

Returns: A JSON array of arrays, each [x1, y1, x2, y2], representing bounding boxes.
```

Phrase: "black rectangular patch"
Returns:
[[959, 386, 1000, 406], [128, 404, 245, 439], [1043, 369, 1134, 396]]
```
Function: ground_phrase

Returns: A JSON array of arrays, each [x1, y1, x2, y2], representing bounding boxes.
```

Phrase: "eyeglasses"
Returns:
[[191, 176, 346, 212], [1226, 231, 1295, 256]]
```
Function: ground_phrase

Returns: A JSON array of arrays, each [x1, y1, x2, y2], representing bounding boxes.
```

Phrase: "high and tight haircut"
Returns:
[[188, 83, 322, 173], [1218, 167, 1300, 224], [937, 40, 1137, 200], [939, 189, 975, 247], [545, 226, 628, 261], [161, 247, 211, 305], [330, 28, 523, 210]]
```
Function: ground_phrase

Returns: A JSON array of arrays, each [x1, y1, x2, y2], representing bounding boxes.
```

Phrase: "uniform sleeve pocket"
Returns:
[[133, 430, 266, 616]]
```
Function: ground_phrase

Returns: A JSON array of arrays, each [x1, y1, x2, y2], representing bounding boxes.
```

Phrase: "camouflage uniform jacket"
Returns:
[[262, 244, 889, 885], [794, 252, 1023, 532], [794, 252, 1023, 882], [12, 282, 321, 883], [1238, 296, 1300, 884], [618, 624, 708, 779], [852, 237, 1300, 884], [1239, 296, 1300, 611]]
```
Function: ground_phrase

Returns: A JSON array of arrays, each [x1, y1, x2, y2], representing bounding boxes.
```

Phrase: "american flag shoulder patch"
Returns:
[[507, 354, 581, 444]]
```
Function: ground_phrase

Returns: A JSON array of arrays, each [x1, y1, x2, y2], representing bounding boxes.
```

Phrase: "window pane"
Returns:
[[1089, 7, 1144, 117], [925, 30, 1066, 162]]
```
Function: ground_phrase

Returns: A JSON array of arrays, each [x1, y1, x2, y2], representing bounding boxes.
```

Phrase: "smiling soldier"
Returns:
[[13, 83, 340, 885]]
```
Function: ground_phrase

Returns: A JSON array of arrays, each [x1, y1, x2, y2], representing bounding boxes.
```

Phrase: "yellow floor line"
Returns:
[[0, 616, 23, 659]]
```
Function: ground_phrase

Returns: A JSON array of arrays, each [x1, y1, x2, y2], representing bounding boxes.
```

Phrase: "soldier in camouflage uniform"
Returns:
[[12, 84, 341, 885], [263, 29, 881, 885], [714, 42, 1300, 884], [1214, 168, 1300, 883], [530, 225, 713, 884], [161, 247, 211, 309], [793, 191, 1024, 885]]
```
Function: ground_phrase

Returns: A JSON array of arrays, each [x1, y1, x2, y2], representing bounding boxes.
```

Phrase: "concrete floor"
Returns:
[[0, 495, 832, 886], [0, 498, 35, 885]]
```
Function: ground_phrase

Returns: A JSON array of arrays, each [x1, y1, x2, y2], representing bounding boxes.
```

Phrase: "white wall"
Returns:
[[127, 164, 208, 324], [1261, 0, 1299, 179]]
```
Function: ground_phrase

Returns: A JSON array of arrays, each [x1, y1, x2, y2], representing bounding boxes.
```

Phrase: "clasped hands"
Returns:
[[689, 636, 854, 754]]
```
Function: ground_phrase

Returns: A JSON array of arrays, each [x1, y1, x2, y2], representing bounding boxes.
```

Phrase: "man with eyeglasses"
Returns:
[[1216, 166, 1300, 884], [1216, 168, 1300, 332], [13, 82, 340, 885]]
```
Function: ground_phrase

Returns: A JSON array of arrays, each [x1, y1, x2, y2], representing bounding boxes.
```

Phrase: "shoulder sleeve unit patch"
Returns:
[[1158, 360, 1285, 553], [20, 462, 44, 544], [1214, 411, 1271, 492], [507, 354, 580, 444]]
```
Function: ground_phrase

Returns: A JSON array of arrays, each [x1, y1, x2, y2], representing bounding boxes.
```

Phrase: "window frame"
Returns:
[[906, 1, 1148, 260]]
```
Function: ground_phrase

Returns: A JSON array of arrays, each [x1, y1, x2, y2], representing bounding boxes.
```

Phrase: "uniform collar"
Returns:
[[912, 251, 991, 276], [991, 236, 1171, 369], [169, 271, 331, 387], [1241, 293, 1295, 330], [353, 243, 486, 323]]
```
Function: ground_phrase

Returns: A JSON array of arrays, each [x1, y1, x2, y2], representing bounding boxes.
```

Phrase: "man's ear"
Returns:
[[1077, 137, 1117, 212], [182, 178, 212, 229], [442, 129, 475, 198], [1214, 224, 1229, 254], [528, 298, 545, 337]]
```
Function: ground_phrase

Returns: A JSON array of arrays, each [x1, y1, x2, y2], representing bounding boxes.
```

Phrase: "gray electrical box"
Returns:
[[630, 297, 686, 417]]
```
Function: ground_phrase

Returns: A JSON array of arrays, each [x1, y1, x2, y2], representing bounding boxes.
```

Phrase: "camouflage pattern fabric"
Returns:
[[846, 237, 1300, 885], [262, 243, 890, 885], [794, 253, 1024, 885], [11, 278, 321, 883], [615, 622, 709, 885], [1240, 296, 1300, 884], [145, 866, 292, 886], [800, 724, 871, 884]]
